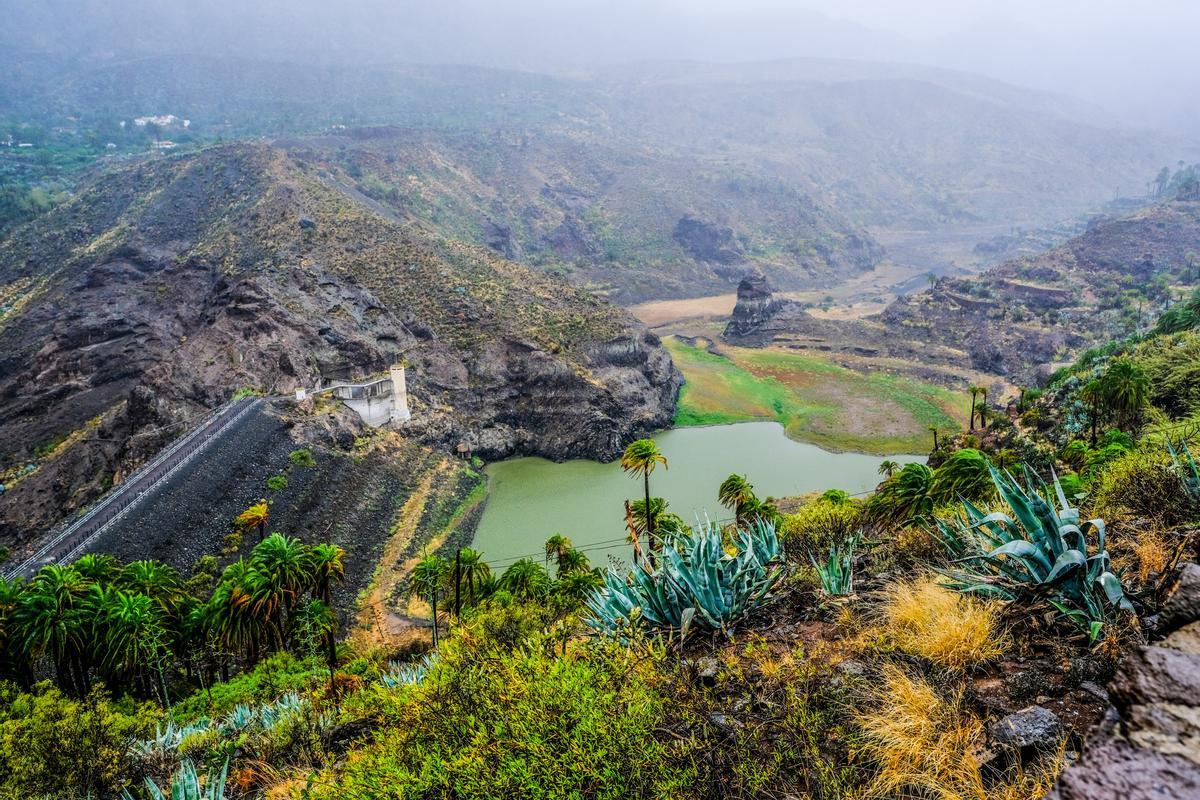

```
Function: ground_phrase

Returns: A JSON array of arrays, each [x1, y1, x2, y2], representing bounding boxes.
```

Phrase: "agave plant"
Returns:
[[1168, 439, 1200, 502], [811, 535, 857, 597], [133, 719, 213, 757], [381, 653, 438, 688], [586, 517, 783, 636], [933, 465, 1132, 641], [219, 703, 258, 734], [123, 759, 228, 800]]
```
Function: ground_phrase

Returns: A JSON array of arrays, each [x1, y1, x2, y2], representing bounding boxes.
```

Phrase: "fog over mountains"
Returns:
[[4, 0, 1198, 134]]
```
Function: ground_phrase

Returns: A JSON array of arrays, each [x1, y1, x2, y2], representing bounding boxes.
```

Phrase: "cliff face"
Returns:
[[0, 144, 680, 545]]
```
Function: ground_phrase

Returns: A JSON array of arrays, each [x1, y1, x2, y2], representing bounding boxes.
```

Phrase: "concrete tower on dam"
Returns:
[[311, 365, 411, 427]]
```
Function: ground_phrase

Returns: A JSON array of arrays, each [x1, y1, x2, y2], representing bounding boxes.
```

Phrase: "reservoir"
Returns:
[[471, 421, 922, 569]]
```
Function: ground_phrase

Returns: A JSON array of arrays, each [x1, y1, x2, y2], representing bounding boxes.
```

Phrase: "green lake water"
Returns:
[[471, 421, 922, 570]]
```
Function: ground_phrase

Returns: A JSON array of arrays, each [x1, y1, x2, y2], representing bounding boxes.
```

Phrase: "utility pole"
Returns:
[[454, 548, 461, 617]]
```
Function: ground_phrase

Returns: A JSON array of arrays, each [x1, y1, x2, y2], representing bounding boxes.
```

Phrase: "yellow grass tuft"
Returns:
[[882, 579, 1008, 671], [1133, 530, 1169, 584], [858, 665, 986, 800]]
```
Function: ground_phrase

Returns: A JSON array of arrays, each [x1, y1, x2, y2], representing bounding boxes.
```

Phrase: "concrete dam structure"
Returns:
[[308, 364, 412, 427]]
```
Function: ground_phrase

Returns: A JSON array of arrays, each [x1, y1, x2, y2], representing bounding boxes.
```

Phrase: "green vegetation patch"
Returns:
[[665, 337, 966, 455]]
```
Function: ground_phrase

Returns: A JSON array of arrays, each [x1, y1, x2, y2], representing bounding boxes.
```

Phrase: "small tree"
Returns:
[[408, 555, 451, 647]]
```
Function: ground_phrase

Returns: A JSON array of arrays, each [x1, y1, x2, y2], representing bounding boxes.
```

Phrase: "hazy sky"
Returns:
[[4, 0, 1198, 132]]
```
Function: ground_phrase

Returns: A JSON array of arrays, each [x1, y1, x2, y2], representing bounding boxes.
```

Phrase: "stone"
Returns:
[[1160, 563, 1200, 635], [695, 656, 720, 687], [1110, 646, 1200, 708], [298, 216, 316, 229], [1046, 740, 1200, 800], [989, 705, 1063, 754], [1162, 621, 1200, 655], [1126, 703, 1200, 766], [724, 268, 781, 337]]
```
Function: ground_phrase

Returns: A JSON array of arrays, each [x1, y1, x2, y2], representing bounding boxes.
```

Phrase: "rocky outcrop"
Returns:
[[724, 269, 782, 338], [0, 144, 681, 545], [672, 216, 743, 265], [1048, 562, 1200, 799]]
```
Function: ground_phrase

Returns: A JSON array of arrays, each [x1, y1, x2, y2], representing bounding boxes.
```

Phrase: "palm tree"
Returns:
[[621, 440, 668, 560], [928, 426, 941, 452], [1102, 358, 1151, 432], [309, 543, 345, 605], [74, 554, 121, 584], [718, 474, 757, 522], [453, 548, 492, 607], [98, 589, 170, 702], [967, 386, 981, 431], [0, 576, 23, 682], [498, 559, 551, 600], [556, 548, 591, 577], [1080, 379, 1106, 447], [408, 555, 452, 646], [248, 534, 314, 646], [544, 535, 574, 572], [14, 565, 89, 693], [208, 558, 266, 665], [976, 387, 989, 429], [877, 460, 900, 479], [120, 560, 183, 618], [236, 502, 270, 543]]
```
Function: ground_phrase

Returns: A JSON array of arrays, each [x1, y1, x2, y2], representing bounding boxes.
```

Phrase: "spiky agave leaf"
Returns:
[[932, 465, 1133, 638], [585, 517, 783, 635]]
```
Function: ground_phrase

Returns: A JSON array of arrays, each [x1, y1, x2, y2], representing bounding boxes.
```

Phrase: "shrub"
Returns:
[[265, 474, 289, 492], [288, 448, 316, 468], [880, 579, 1007, 671], [308, 617, 696, 799], [1060, 440, 1090, 471], [781, 497, 861, 552], [587, 518, 783, 635], [170, 653, 327, 723], [0, 682, 159, 798], [935, 466, 1133, 640], [1092, 450, 1196, 526]]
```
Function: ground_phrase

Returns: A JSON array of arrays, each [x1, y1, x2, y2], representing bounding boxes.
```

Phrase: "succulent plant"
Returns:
[[1168, 439, 1200, 501], [811, 535, 857, 597], [132, 718, 213, 757], [123, 759, 228, 800], [218, 704, 258, 734], [933, 465, 1133, 641], [381, 653, 438, 688], [585, 517, 783, 636]]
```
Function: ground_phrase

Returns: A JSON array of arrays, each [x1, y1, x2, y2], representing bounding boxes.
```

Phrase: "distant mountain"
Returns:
[[0, 143, 680, 544], [4, 52, 1190, 302]]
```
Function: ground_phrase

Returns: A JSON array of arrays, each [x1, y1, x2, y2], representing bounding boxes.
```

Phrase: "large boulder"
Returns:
[[724, 268, 781, 337]]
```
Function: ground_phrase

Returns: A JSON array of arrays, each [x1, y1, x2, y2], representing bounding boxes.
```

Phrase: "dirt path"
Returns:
[[352, 458, 454, 651]]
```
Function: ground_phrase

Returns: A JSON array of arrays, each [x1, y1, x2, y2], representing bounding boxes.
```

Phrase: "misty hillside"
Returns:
[[3, 51, 1189, 302], [0, 142, 679, 542]]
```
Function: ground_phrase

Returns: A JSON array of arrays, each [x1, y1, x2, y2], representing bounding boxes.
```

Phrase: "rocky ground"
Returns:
[[1050, 562, 1200, 798]]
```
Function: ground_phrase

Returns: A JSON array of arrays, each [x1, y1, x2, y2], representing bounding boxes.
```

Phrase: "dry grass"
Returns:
[[881, 579, 1008, 671], [1132, 530, 1169, 584], [858, 665, 987, 800], [859, 665, 1065, 800]]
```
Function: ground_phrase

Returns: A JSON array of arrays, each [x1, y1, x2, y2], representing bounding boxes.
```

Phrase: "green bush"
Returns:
[[170, 653, 326, 723], [288, 448, 317, 468], [312, 608, 697, 799], [781, 497, 862, 551], [0, 682, 159, 798], [1092, 450, 1197, 526], [266, 474, 289, 492]]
